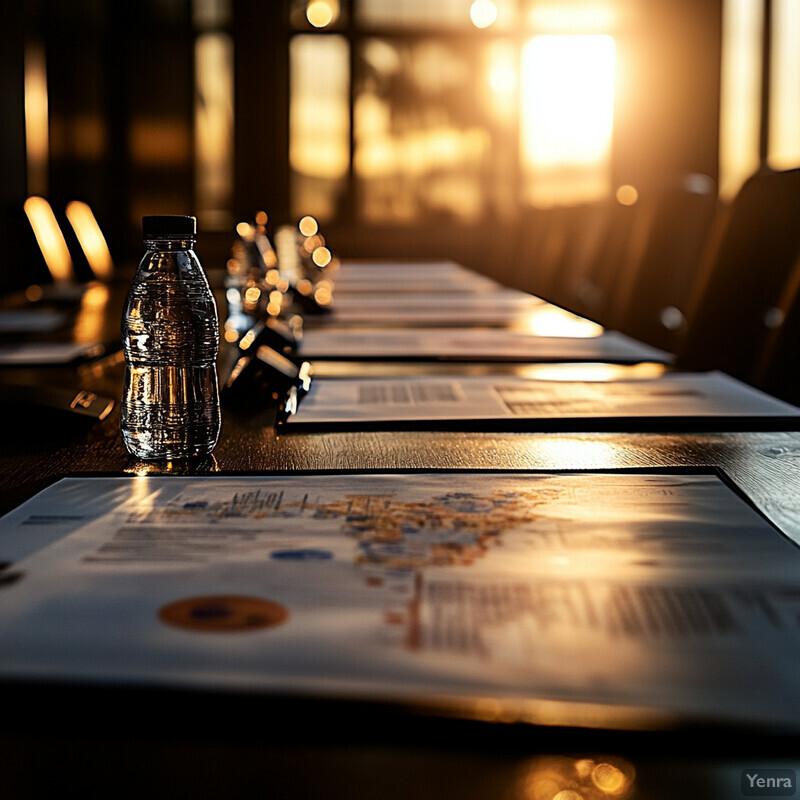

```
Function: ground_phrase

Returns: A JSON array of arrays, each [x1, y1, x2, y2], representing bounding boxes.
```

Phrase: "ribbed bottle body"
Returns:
[[121, 240, 221, 459]]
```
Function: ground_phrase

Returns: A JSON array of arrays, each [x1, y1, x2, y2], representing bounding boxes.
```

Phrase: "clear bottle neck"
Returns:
[[144, 237, 196, 251]]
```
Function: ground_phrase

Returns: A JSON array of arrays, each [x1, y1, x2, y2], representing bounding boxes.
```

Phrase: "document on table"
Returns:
[[298, 328, 670, 363], [335, 259, 478, 282], [333, 275, 502, 294], [332, 266, 503, 294], [325, 290, 546, 326], [0, 310, 68, 334], [286, 371, 800, 430], [2, 471, 800, 729], [330, 288, 535, 309], [0, 342, 106, 365]]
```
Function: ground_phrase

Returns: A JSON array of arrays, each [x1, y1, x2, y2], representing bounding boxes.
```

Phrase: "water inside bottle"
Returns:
[[121, 271, 221, 459], [121, 364, 220, 459]]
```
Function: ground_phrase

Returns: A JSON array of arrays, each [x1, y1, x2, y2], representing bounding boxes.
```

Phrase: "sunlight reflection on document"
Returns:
[[514, 305, 603, 338]]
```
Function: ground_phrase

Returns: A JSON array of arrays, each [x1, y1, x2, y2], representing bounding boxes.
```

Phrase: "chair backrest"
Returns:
[[674, 167, 800, 383], [516, 203, 597, 305], [613, 173, 719, 352], [752, 252, 800, 403], [555, 198, 642, 323], [510, 206, 559, 295]]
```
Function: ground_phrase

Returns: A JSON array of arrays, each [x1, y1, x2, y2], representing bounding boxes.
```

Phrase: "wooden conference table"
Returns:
[[1, 263, 800, 798]]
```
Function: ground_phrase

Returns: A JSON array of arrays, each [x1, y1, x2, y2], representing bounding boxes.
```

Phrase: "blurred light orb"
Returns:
[[306, 0, 335, 28], [303, 235, 322, 253], [660, 305, 686, 331], [592, 762, 628, 795], [616, 184, 639, 205], [312, 246, 332, 267], [25, 285, 44, 302], [314, 286, 333, 306], [299, 215, 319, 236], [764, 307, 785, 328], [470, 0, 498, 28]]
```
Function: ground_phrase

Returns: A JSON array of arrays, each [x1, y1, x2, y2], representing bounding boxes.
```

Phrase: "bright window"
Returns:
[[520, 34, 616, 207]]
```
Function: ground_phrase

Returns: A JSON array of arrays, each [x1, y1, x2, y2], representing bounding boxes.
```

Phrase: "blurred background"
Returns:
[[2, 0, 796, 337]]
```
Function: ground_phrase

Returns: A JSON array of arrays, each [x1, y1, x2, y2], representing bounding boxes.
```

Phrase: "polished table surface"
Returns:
[[2, 275, 800, 798]]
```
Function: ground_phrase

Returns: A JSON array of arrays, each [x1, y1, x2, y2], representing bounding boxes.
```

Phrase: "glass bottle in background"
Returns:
[[121, 215, 221, 459]]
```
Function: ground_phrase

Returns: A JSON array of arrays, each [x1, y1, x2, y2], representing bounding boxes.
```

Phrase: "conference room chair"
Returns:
[[673, 166, 800, 385], [752, 250, 800, 404], [612, 173, 719, 351]]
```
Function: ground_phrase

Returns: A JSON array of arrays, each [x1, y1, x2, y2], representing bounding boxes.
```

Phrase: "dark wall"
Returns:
[[1, 5, 28, 293]]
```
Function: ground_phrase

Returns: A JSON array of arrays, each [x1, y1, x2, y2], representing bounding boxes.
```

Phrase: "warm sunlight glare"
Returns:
[[24, 196, 74, 283], [24, 43, 49, 196], [488, 59, 516, 94], [290, 36, 349, 180], [719, 0, 762, 199], [195, 32, 234, 228], [65, 201, 114, 280], [522, 35, 615, 167], [769, 0, 800, 169], [527, 4, 617, 32], [518, 305, 604, 338], [73, 283, 110, 342], [521, 35, 615, 205], [518, 362, 666, 382], [485, 42, 517, 119]]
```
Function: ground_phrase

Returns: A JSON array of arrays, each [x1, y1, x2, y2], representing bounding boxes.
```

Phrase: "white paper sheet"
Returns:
[[329, 288, 537, 310], [0, 310, 68, 334], [335, 260, 476, 281], [316, 289, 545, 326], [0, 342, 106, 365], [287, 371, 800, 428], [332, 268, 503, 294], [299, 328, 669, 363], [1, 472, 800, 727], [333, 275, 502, 294]]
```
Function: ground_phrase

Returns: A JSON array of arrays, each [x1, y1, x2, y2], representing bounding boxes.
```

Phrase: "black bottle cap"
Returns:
[[142, 215, 197, 238]]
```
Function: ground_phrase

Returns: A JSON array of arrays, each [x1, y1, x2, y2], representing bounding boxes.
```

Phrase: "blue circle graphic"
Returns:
[[270, 549, 333, 561]]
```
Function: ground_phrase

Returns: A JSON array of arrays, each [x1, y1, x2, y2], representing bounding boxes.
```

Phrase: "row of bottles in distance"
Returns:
[[223, 211, 339, 346], [221, 212, 324, 418]]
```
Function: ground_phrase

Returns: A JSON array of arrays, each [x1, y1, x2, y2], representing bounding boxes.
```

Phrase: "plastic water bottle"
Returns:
[[120, 215, 221, 459]]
